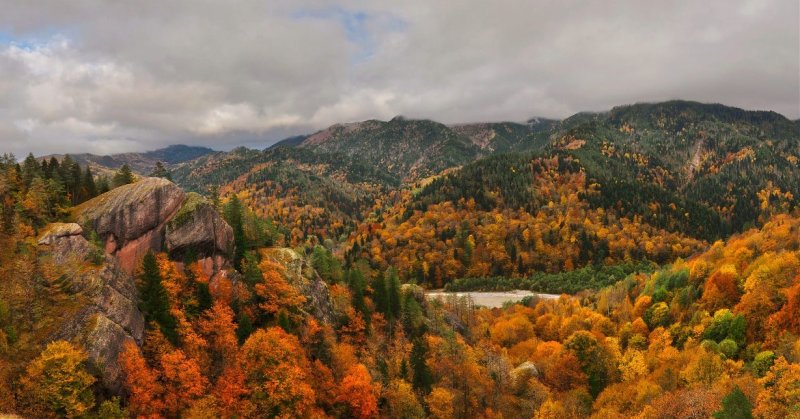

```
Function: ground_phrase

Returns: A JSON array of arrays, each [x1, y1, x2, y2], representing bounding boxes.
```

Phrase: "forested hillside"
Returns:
[[347, 102, 799, 284], [1, 100, 798, 418], [2, 174, 798, 417], [42, 145, 215, 178]]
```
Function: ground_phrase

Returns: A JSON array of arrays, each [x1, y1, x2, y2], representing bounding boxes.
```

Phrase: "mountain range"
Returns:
[[4, 99, 800, 418], [42, 99, 794, 282]]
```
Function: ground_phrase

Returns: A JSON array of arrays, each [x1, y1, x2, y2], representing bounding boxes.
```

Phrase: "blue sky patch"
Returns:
[[292, 7, 407, 63]]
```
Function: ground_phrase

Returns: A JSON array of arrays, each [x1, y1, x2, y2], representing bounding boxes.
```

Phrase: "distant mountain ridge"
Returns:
[[40, 144, 215, 175]]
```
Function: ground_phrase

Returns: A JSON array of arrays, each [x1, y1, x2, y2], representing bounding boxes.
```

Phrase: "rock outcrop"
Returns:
[[38, 223, 92, 265], [72, 177, 187, 273], [261, 248, 335, 324], [166, 193, 233, 274], [37, 226, 144, 393], [72, 178, 233, 275], [37, 222, 84, 245], [32, 180, 236, 395]]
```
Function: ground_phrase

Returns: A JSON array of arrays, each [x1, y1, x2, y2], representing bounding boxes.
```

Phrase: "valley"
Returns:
[[0, 100, 799, 418]]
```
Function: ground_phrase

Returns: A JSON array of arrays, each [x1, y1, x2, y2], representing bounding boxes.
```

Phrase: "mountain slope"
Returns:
[[41, 144, 215, 176], [160, 101, 800, 263], [296, 117, 483, 181], [350, 101, 799, 283]]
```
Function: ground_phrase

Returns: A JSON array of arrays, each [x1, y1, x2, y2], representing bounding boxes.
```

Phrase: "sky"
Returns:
[[0, 0, 797, 156]]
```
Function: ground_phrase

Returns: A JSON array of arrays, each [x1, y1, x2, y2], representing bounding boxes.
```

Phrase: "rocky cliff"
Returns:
[[31, 181, 332, 398], [51, 179, 235, 392], [72, 177, 233, 275], [37, 223, 144, 393], [165, 192, 234, 277]]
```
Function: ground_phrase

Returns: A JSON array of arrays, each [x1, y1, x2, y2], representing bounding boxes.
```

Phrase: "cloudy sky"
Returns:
[[0, 0, 797, 156]]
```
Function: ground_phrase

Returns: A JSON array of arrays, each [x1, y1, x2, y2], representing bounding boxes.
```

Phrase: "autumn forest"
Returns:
[[1, 101, 799, 418]]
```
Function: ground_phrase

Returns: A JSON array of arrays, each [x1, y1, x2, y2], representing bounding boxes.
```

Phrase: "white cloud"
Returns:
[[0, 0, 797, 157]]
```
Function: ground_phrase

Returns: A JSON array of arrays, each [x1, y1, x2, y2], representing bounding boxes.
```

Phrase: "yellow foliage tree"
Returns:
[[19, 340, 95, 418]]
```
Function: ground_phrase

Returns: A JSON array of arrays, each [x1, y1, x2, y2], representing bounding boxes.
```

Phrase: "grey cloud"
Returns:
[[0, 0, 797, 157]]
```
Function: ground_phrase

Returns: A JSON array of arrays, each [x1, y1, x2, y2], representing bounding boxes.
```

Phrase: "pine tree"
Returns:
[[410, 338, 433, 394], [82, 166, 97, 201], [21, 153, 41, 188], [96, 175, 110, 194], [113, 164, 134, 187], [348, 269, 368, 316], [138, 252, 177, 343], [196, 281, 213, 313], [223, 194, 247, 270], [41, 159, 52, 179], [47, 157, 60, 181], [150, 162, 172, 181], [236, 311, 254, 344], [713, 385, 753, 419], [241, 252, 262, 288], [387, 268, 401, 321], [372, 274, 388, 319], [69, 162, 82, 204]]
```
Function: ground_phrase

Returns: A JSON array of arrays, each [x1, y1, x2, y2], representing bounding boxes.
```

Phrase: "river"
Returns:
[[425, 290, 561, 308]]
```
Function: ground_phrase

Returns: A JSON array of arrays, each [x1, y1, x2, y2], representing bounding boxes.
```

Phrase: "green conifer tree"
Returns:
[[138, 252, 177, 343]]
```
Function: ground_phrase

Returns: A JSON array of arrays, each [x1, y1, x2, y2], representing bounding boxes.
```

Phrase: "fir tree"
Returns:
[[236, 311, 254, 344], [138, 252, 177, 343], [223, 194, 247, 270], [113, 164, 134, 187], [69, 162, 82, 204], [241, 252, 262, 288], [47, 157, 60, 181], [96, 176, 110, 194], [348, 269, 368, 316], [410, 338, 433, 394], [372, 274, 388, 318], [83, 166, 97, 200], [386, 268, 401, 321], [21, 153, 41, 188], [149, 162, 172, 181]]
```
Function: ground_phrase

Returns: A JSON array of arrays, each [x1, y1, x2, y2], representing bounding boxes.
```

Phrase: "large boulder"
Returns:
[[72, 178, 234, 275], [73, 177, 186, 247], [72, 177, 187, 273]]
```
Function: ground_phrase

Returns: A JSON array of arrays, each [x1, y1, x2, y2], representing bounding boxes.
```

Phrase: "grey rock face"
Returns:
[[165, 192, 234, 260], [41, 232, 145, 394], [73, 177, 187, 246]]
